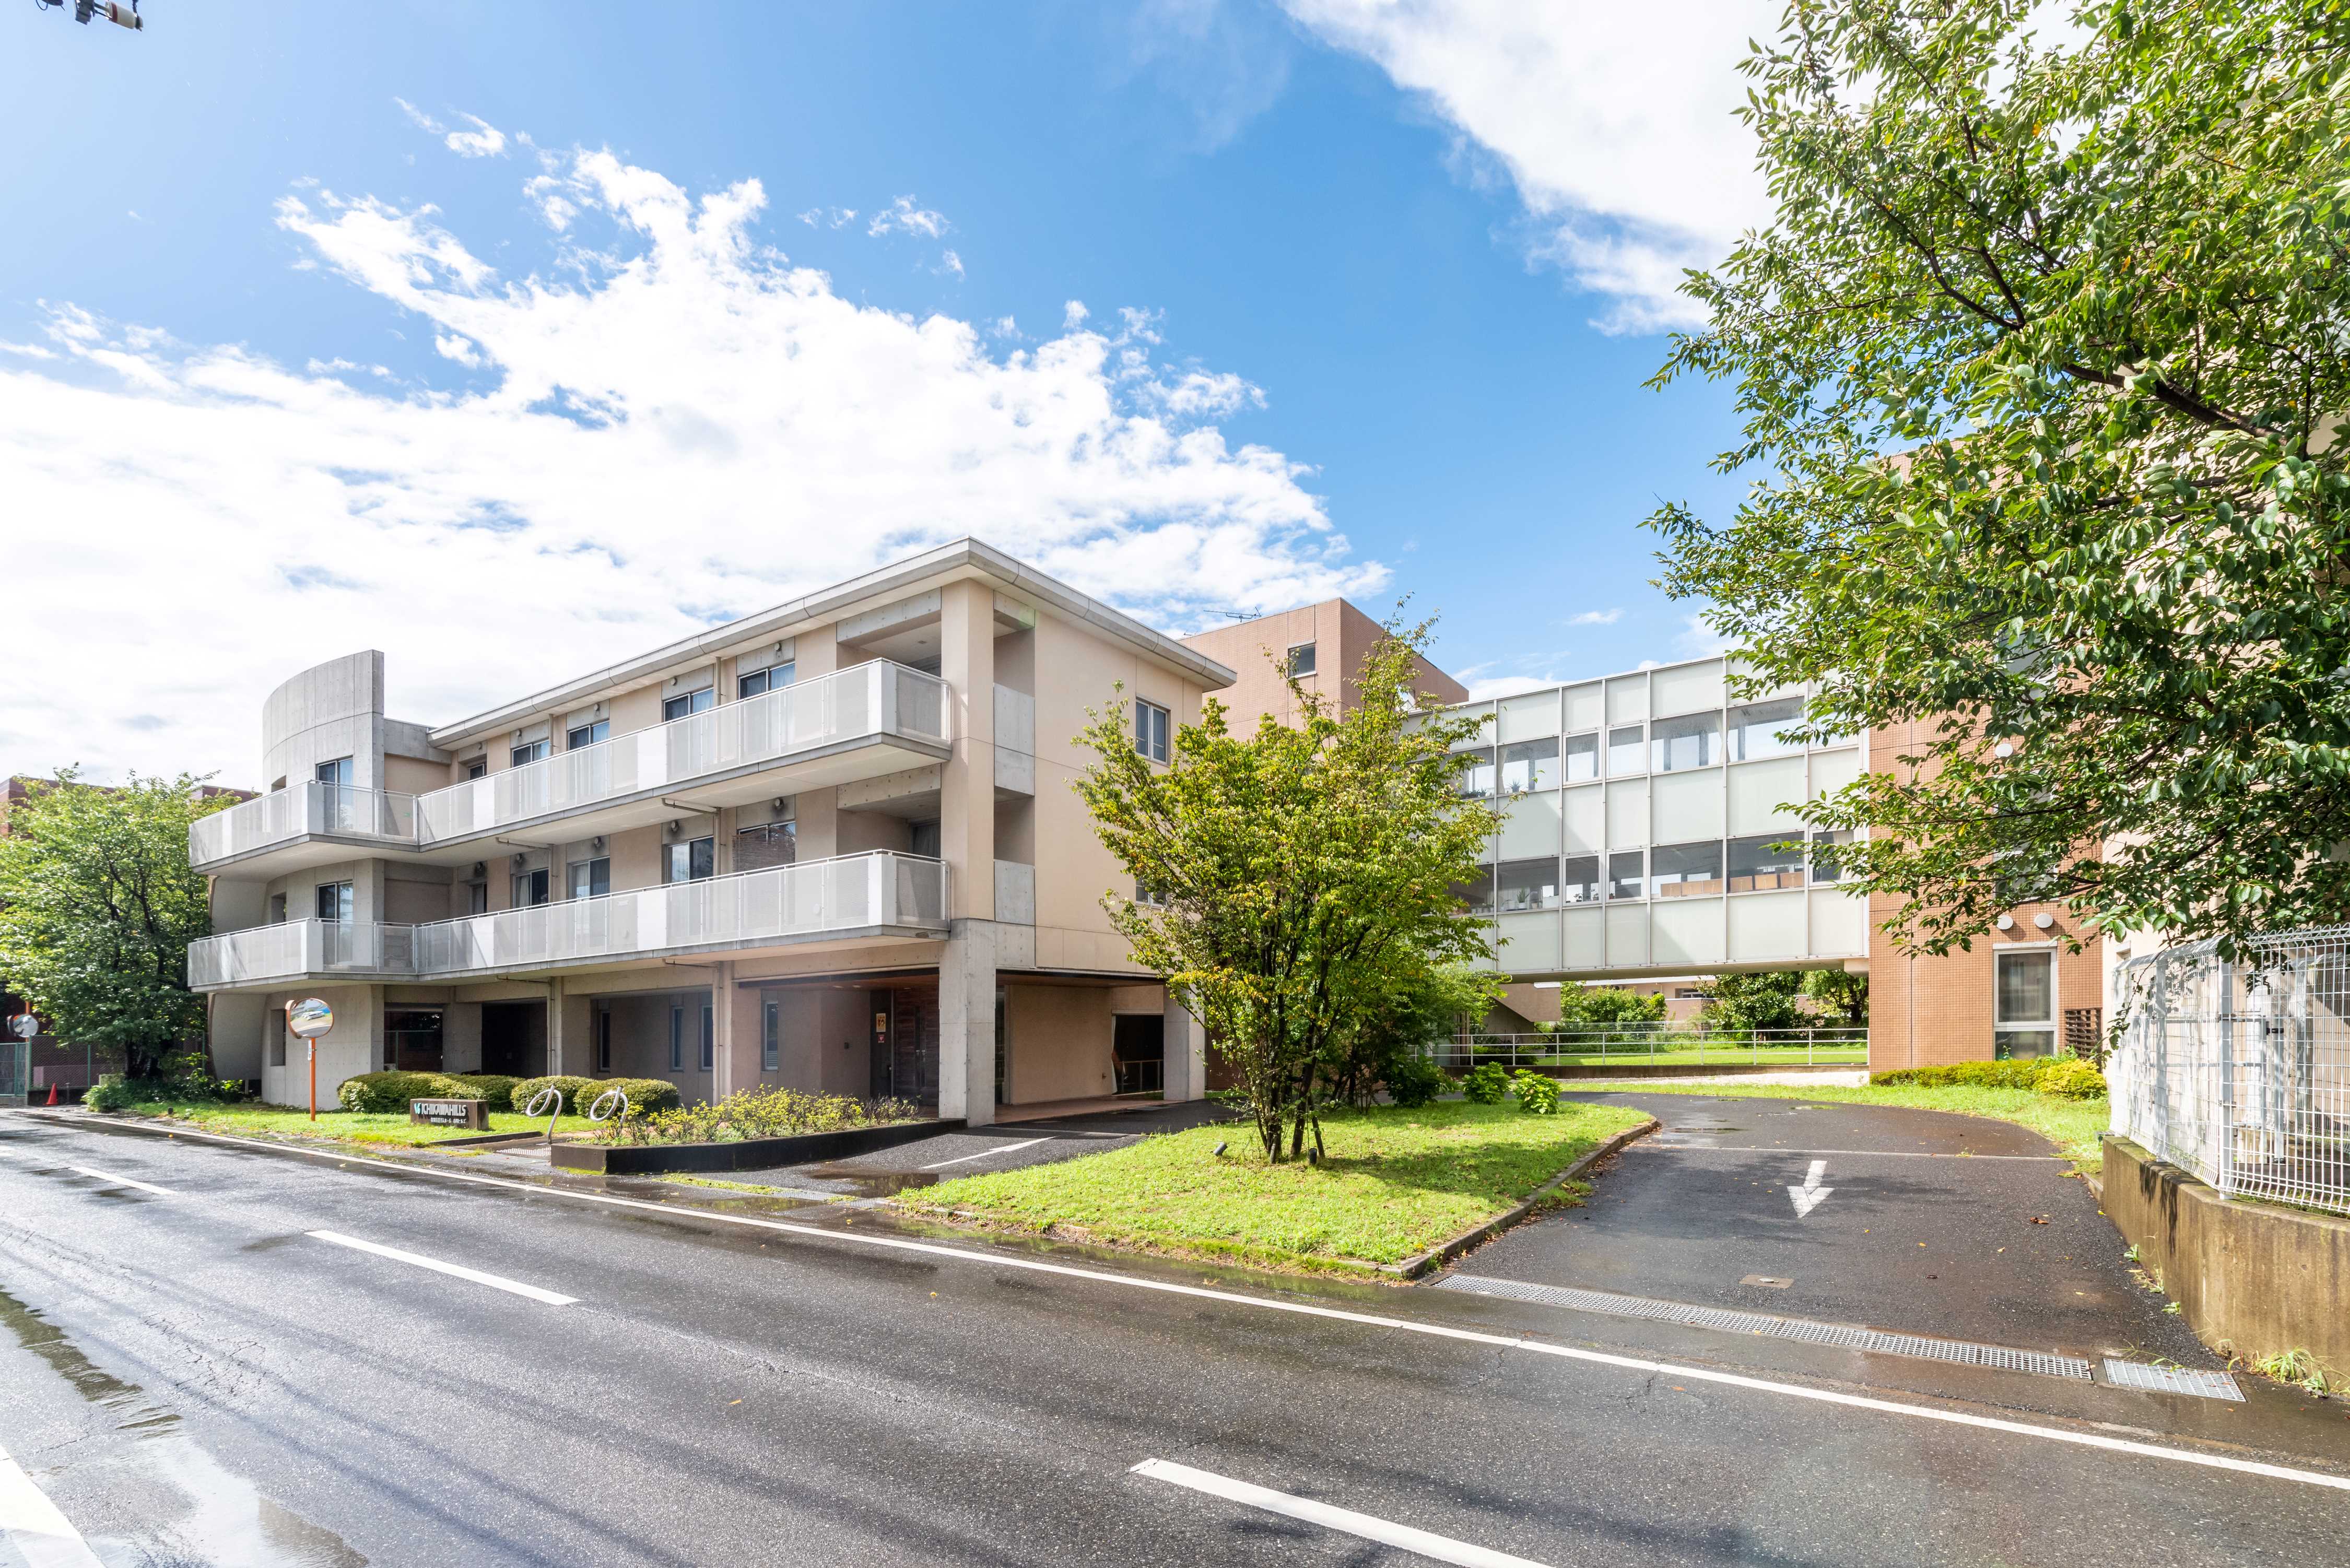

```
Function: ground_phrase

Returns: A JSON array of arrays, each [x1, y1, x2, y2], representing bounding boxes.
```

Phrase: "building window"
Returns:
[[1652, 840, 1724, 898], [267, 891, 289, 924], [700, 1005, 715, 1073], [735, 820, 796, 870], [1995, 949, 2057, 1059], [1561, 855, 1601, 904], [1496, 857, 1560, 912], [464, 758, 488, 781], [1562, 732, 1599, 783], [314, 756, 354, 788], [1727, 834, 1805, 893], [1729, 697, 1806, 761], [1499, 739, 1560, 794], [1134, 881, 1167, 907], [1453, 746, 1497, 799], [664, 835, 715, 883], [1812, 829, 1852, 883], [739, 662, 796, 700], [568, 857, 610, 900], [1607, 725, 1645, 776], [1651, 713, 1720, 772], [511, 738, 549, 768], [910, 819, 942, 859], [465, 879, 489, 915], [566, 719, 608, 750], [669, 1005, 686, 1072], [1134, 699, 1170, 764], [663, 688, 715, 723], [511, 867, 550, 907], [314, 881, 354, 923], [1452, 865, 1497, 913], [1607, 850, 1646, 900], [762, 999, 781, 1072], [1286, 642, 1317, 677]]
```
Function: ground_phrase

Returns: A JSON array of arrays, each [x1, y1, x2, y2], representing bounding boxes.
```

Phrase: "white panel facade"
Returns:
[[1811, 746, 1864, 801], [1651, 898, 1725, 965], [1563, 682, 1604, 734], [1564, 905, 1604, 967], [1499, 792, 1564, 859], [1728, 757, 1807, 835], [1497, 911, 1562, 972], [1605, 903, 1649, 965], [1810, 887, 1868, 956], [1498, 690, 1561, 742], [1729, 889, 1807, 961], [1606, 676, 1649, 726], [1650, 659, 1725, 717], [1651, 767, 1724, 843], [1563, 786, 1604, 855], [1605, 780, 1649, 847]]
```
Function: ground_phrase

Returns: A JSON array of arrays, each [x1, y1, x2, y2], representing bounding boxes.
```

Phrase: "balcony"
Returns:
[[187, 852, 949, 991], [190, 661, 950, 877], [189, 783, 418, 877]]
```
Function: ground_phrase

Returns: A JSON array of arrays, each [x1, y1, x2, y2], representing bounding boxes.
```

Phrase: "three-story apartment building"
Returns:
[[189, 541, 1233, 1125]]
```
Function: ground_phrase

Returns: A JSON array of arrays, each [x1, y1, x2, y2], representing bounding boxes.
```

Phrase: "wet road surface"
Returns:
[[2, 1106, 2346, 1566]]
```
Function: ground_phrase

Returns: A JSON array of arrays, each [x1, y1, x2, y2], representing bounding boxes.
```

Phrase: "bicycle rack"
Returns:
[[523, 1085, 565, 1142], [588, 1088, 630, 1127]]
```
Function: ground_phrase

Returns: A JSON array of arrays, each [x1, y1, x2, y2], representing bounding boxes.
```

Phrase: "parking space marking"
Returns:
[[922, 1138, 1048, 1170], [1132, 1458, 1550, 1566], [307, 1231, 578, 1306], [0, 1440, 105, 1568], [63, 1164, 177, 1197]]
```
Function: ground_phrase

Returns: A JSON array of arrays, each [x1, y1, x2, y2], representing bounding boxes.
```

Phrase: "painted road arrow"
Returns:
[[1787, 1159, 1833, 1218]]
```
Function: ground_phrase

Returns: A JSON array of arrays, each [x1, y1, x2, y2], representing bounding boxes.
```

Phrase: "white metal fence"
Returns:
[[1438, 1025, 1867, 1071], [2112, 927, 2350, 1217], [187, 853, 948, 990]]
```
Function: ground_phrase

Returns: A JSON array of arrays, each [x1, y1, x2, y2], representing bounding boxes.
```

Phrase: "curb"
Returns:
[[1377, 1116, 1659, 1281]]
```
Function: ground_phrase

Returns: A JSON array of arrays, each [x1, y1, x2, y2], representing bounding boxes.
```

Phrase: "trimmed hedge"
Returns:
[[508, 1075, 682, 1117], [1870, 1056, 2107, 1099], [336, 1071, 487, 1113], [445, 1074, 522, 1114]]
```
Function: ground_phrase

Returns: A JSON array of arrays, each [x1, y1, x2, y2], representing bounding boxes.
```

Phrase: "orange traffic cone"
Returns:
[[45, 1081, 59, 1106]]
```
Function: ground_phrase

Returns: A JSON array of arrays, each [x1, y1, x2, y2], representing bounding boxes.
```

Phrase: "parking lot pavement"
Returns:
[[1454, 1091, 2216, 1366]]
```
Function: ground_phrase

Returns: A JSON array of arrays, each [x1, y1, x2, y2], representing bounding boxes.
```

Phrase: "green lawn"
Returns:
[[1571, 1080, 2110, 1172], [116, 1103, 594, 1147], [896, 1099, 1651, 1274]]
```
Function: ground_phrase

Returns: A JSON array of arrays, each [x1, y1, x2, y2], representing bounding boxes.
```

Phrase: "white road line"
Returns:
[[45, 1113, 2350, 1495], [0, 1441, 105, 1568], [922, 1138, 1048, 1170], [63, 1164, 177, 1197], [1787, 1159, 1833, 1218], [306, 1231, 578, 1306], [1133, 1458, 1549, 1567], [1645, 1145, 2064, 1162]]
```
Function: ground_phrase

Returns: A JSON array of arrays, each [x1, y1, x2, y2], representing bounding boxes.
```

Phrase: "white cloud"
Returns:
[[1063, 300, 1090, 330], [394, 98, 510, 159], [938, 249, 965, 280], [1675, 611, 1733, 657], [0, 148, 1382, 782], [1279, 0, 1778, 330], [866, 195, 950, 239], [1564, 608, 1622, 627]]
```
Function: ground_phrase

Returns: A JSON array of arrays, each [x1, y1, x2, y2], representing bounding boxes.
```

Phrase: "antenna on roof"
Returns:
[[36, 0, 144, 30]]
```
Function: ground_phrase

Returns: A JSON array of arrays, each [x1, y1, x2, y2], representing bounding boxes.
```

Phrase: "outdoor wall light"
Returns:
[[1996, 914, 2016, 930], [2034, 913, 2055, 930]]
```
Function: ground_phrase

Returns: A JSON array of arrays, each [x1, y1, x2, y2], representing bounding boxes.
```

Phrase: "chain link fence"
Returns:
[[2112, 926, 2350, 1217]]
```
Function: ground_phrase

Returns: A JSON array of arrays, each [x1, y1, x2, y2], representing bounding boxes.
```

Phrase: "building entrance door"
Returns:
[[480, 1001, 544, 1077], [1113, 1014, 1164, 1096], [385, 1010, 445, 1072]]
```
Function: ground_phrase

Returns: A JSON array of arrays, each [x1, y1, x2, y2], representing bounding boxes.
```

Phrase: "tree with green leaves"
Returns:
[[1075, 624, 1500, 1162], [0, 770, 230, 1080], [1802, 967, 1870, 1029], [1552, 985, 1669, 1029], [1697, 971, 1810, 1033], [1648, 0, 2350, 953]]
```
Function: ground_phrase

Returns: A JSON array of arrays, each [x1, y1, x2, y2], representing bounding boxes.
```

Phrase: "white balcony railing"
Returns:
[[414, 661, 948, 845], [187, 919, 418, 990], [190, 782, 417, 868], [187, 854, 948, 989]]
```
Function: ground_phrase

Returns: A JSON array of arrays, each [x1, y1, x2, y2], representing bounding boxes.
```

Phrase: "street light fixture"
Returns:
[[34, 1, 144, 31]]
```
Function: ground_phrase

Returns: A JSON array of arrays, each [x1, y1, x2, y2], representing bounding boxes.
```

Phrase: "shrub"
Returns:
[[84, 1074, 137, 1112], [445, 1074, 522, 1114], [1871, 1058, 2052, 1091], [1382, 1052, 1448, 1109], [1511, 1068, 1561, 1115], [336, 1071, 485, 1114], [603, 1083, 917, 1146], [1462, 1062, 1511, 1104], [508, 1075, 683, 1118], [2036, 1058, 2108, 1100]]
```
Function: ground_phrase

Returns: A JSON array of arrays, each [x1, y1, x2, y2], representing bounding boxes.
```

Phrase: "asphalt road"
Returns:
[[2, 1106, 2347, 1567]]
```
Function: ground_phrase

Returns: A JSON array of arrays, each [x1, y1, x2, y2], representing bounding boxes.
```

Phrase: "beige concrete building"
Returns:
[[1179, 599, 1466, 731], [188, 541, 1232, 1124]]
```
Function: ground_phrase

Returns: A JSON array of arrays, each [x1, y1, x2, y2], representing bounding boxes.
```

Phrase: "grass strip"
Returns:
[[1569, 1080, 2109, 1173], [896, 1099, 1649, 1274], [118, 1103, 595, 1147]]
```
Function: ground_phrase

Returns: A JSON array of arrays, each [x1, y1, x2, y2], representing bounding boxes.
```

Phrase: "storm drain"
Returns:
[[2100, 1359, 2245, 1401], [1434, 1272, 2095, 1381]]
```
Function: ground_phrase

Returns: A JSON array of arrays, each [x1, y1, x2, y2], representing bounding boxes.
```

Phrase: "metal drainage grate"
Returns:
[[1434, 1272, 2094, 1381], [2101, 1359, 2245, 1401]]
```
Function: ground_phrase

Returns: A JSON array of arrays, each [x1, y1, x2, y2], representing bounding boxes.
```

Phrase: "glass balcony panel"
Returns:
[[1653, 840, 1725, 898], [1726, 832, 1806, 892], [1728, 697, 1806, 761]]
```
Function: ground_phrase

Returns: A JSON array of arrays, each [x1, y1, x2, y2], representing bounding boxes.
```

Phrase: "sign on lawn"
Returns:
[[409, 1098, 490, 1130]]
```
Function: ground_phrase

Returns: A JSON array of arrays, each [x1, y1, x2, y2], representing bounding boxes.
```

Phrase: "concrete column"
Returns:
[[939, 925, 997, 1126], [710, 962, 745, 1101], [1162, 992, 1207, 1104], [939, 581, 996, 920], [546, 977, 565, 1077]]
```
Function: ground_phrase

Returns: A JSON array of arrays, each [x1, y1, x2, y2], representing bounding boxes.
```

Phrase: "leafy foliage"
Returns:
[[1330, 963, 1500, 1109], [1872, 1055, 2104, 1097], [1549, 986, 1669, 1028], [1075, 619, 1500, 1161], [1647, 0, 2350, 952], [601, 1084, 919, 1146], [1381, 1051, 1449, 1109], [1462, 1062, 1512, 1104], [1511, 1069, 1562, 1115], [1697, 971, 1810, 1032], [2035, 1057, 2109, 1099], [509, 1075, 682, 1118], [0, 770, 232, 1079], [84, 1074, 137, 1112], [1802, 968, 1870, 1028]]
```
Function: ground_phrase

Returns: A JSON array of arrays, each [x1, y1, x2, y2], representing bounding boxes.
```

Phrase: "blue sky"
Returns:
[[2, 1, 1778, 780]]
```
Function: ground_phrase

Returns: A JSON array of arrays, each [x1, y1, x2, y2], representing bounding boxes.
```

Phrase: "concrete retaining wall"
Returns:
[[2099, 1135, 2350, 1374]]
